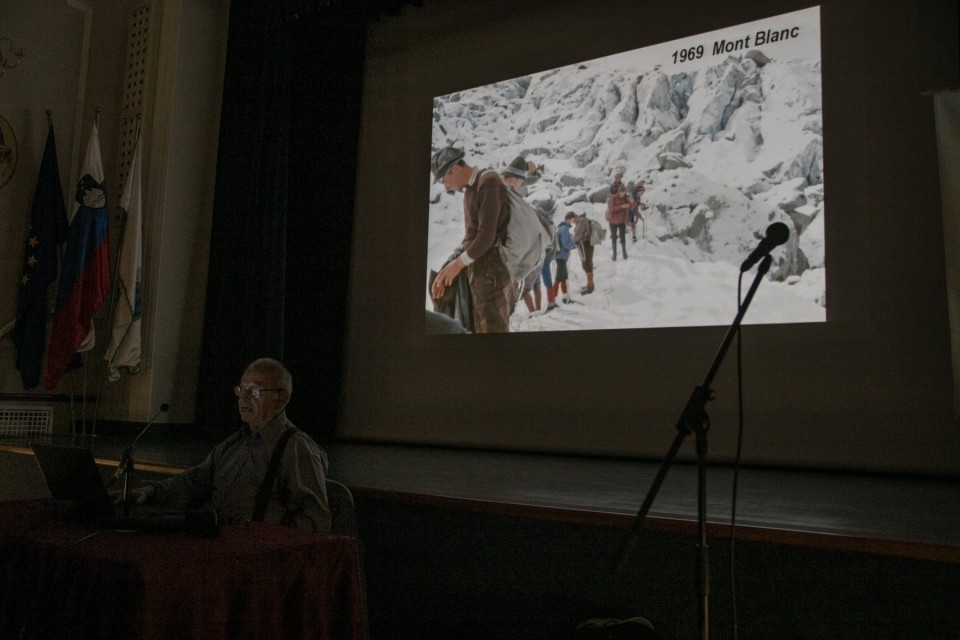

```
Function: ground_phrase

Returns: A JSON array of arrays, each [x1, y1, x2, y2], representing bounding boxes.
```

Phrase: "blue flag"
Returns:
[[12, 121, 69, 389]]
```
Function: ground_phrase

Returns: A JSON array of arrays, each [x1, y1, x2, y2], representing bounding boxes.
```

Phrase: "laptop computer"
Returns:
[[30, 442, 219, 536], [30, 442, 116, 522]]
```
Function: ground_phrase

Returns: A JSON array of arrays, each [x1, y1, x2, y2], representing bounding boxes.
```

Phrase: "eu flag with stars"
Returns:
[[12, 121, 68, 390]]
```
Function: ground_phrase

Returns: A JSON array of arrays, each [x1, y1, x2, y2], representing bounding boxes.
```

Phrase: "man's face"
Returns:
[[502, 175, 524, 190], [236, 366, 287, 431], [441, 162, 469, 193]]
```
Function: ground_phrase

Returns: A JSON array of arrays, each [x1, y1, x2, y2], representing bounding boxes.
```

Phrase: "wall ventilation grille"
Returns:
[[0, 406, 54, 437]]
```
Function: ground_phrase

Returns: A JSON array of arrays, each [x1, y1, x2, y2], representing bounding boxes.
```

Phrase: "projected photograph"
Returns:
[[427, 6, 825, 333]]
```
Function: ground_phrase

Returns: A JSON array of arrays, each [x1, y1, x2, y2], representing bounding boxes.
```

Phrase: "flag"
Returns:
[[44, 121, 111, 390], [104, 132, 143, 381], [11, 121, 69, 389]]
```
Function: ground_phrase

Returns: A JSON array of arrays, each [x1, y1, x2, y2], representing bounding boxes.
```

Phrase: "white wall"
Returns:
[[0, 0, 229, 424]]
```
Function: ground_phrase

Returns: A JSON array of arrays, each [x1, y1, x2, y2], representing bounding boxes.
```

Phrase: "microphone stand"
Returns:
[[119, 445, 134, 517], [115, 404, 168, 516], [614, 254, 773, 640]]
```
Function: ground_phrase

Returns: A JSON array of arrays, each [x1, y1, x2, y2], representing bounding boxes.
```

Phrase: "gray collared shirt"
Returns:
[[152, 414, 331, 532]]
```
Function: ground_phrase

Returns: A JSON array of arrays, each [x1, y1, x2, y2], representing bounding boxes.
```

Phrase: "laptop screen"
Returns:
[[30, 443, 115, 520]]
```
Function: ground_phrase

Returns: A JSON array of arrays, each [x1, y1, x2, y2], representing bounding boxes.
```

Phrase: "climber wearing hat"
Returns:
[[429, 145, 516, 332], [500, 155, 529, 193]]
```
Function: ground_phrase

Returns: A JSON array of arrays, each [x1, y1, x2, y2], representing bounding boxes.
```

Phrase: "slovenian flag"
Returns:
[[104, 131, 143, 381], [44, 121, 111, 390], [12, 119, 69, 389]]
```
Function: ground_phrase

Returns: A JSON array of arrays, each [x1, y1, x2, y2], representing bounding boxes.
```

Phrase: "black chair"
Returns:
[[326, 478, 370, 639], [325, 478, 358, 537]]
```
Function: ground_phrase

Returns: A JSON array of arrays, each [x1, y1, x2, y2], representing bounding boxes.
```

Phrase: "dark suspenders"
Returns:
[[251, 427, 297, 522]]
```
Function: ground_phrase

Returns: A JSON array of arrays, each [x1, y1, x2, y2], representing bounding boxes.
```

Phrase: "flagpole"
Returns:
[[44, 110, 79, 434], [91, 105, 100, 435], [89, 106, 102, 436], [82, 362, 89, 435], [47, 109, 70, 376], [95, 114, 143, 434], [42, 109, 73, 432], [69, 389, 76, 437], [44, 107, 94, 436]]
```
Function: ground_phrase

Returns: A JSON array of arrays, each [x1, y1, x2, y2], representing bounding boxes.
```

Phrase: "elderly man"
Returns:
[[120, 358, 331, 533], [430, 146, 516, 332]]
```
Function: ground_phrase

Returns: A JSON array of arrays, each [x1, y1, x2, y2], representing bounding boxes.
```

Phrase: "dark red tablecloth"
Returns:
[[0, 500, 366, 640]]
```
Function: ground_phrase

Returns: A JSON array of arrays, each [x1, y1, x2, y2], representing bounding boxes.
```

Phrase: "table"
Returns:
[[0, 500, 367, 640]]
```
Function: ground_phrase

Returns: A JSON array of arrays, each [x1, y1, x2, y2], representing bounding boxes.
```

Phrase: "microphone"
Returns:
[[132, 402, 170, 446], [112, 403, 170, 481], [739, 222, 790, 272]]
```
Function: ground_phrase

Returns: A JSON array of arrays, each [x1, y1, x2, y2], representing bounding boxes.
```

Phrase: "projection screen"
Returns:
[[340, 0, 960, 475]]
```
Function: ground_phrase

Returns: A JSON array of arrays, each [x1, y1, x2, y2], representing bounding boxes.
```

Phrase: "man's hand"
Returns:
[[431, 256, 466, 299], [109, 485, 155, 505]]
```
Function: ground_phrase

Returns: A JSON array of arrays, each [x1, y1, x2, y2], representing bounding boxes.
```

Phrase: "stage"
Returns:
[[3, 437, 959, 638]]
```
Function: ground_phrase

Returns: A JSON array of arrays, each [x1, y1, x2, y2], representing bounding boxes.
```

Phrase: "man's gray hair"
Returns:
[[246, 357, 293, 396]]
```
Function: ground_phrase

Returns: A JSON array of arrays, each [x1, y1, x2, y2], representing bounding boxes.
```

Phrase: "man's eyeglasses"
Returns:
[[234, 385, 282, 399]]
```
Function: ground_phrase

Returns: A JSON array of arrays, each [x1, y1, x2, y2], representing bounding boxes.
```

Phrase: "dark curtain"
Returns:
[[282, 11, 370, 443], [284, 2, 421, 442], [195, 1, 294, 439], [197, 0, 418, 441]]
